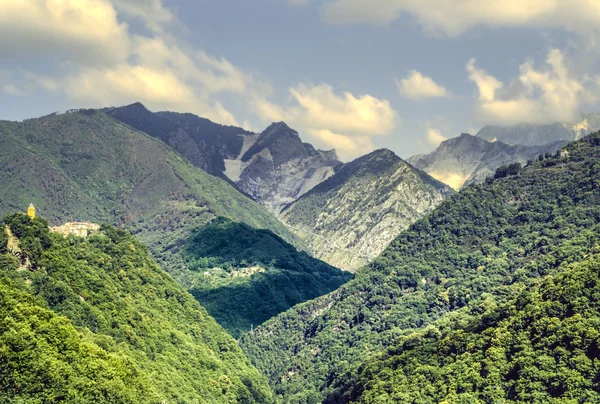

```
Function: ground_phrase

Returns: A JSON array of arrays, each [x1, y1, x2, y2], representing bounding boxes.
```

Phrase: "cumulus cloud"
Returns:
[[396, 70, 448, 100], [253, 83, 398, 160], [425, 128, 447, 147], [0, 0, 130, 65], [0, 0, 277, 126], [467, 49, 599, 125], [319, 0, 600, 37], [308, 129, 374, 160]]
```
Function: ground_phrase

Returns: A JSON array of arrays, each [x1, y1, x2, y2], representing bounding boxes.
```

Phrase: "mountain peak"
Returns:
[[119, 102, 150, 113]]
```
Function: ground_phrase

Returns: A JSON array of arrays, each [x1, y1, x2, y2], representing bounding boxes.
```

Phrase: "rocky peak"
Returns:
[[241, 121, 308, 165]]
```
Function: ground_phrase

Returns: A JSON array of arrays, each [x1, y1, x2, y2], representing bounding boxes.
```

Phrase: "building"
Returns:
[[50, 222, 100, 238], [27, 204, 36, 219]]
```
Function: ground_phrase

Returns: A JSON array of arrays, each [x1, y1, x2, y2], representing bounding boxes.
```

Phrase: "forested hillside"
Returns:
[[184, 217, 352, 338], [0, 214, 273, 403], [348, 254, 600, 403], [241, 133, 600, 403], [0, 109, 301, 282]]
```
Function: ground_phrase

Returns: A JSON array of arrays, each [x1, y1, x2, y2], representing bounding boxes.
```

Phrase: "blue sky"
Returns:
[[2, 0, 600, 159]]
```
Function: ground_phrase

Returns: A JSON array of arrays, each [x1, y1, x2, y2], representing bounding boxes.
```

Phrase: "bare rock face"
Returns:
[[408, 133, 566, 190], [224, 122, 342, 215], [280, 149, 453, 271]]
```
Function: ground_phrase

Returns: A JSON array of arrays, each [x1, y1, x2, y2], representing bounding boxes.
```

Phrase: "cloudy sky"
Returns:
[[2, 0, 600, 159]]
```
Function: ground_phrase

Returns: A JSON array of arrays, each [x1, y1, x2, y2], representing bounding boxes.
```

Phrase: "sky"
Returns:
[[2, 0, 600, 160]]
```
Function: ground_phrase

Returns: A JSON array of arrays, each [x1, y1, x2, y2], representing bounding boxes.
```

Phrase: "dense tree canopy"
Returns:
[[184, 217, 352, 338], [0, 214, 273, 403]]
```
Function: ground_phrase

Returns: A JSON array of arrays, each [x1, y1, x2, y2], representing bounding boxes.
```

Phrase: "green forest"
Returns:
[[350, 253, 600, 403], [0, 214, 273, 403], [185, 217, 352, 338], [240, 132, 600, 403]]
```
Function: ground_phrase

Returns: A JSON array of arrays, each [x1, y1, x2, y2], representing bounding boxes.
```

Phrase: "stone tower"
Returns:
[[27, 204, 36, 219]]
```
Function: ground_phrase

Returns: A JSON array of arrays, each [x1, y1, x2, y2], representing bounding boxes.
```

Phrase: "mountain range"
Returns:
[[105, 103, 341, 214], [476, 112, 600, 146], [240, 133, 600, 402], [3, 101, 600, 403], [408, 133, 566, 190], [0, 109, 352, 336]]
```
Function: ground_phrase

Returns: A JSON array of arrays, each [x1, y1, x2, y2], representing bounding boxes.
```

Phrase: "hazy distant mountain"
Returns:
[[280, 149, 453, 271], [106, 103, 340, 214], [476, 113, 600, 146], [408, 133, 566, 190]]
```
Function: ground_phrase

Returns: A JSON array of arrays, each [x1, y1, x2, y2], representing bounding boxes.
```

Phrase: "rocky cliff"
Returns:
[[225, 122, 341, 214]]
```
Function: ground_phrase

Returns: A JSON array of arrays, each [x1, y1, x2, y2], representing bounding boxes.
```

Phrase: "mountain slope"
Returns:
[[408, 133, 565, 189], [348, 255, 600, 403], [106, 104, 341, 214], [104, 102, 251, 178], [0, 213, 273, 403], [0, 109, 300, 284], [185, 217, 352, 338], [240, 133, 600, 402], [279, 149, 453, 270], [476, 112, 600, 146]]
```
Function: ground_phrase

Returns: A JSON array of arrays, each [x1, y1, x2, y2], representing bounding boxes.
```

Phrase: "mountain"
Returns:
[[279, 149, 453, 271], [230, 122, 341, 214], [476, 112, 600, 146], [408, 133, 566, 190], [0, 213, 273, 403], [104, 102, 251, 179], [106, 104, 341, 214], [185, 217, 352, 338], [348, 254, 600, 403], [240, 133, 600, 402], [0, 110, 359, 337], [0, 109, 299, 284]]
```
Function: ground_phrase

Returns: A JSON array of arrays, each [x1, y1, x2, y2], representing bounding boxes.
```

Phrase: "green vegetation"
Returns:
[[0, 279, 158, 403], [0, 110, 301, 286], [0, 214, 273, 403], [184, 217, 352, 337], [241, 132, 600, 403], [350, 254, 600, 403]]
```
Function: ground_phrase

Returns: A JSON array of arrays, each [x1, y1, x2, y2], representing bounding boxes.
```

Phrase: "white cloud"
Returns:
[[396, 70, 448, 100], [308, 129, 374, 160], [0, 0, 130, 65], [0, 0, 278, 126], [467, 49, 599, 125], [253, 83, 398, 160], [425, 128, 447, 147], [319, 0, 600, 37], [255, 83, 397, 135], [63, 35, 261, 126]]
